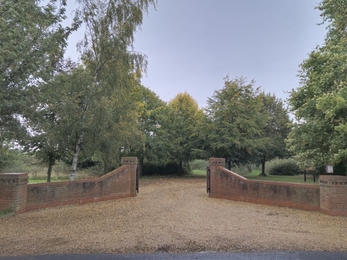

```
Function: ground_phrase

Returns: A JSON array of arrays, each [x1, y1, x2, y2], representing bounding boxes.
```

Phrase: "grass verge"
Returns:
[[0, 209, 12, 217], [29, 177, 69, 184], [192, 169, 206, 176]]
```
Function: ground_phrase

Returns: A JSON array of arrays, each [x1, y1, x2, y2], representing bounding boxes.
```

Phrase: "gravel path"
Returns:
[[1, 177, 347, 256]]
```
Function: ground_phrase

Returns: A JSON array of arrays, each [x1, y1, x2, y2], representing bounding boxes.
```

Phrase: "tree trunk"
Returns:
[[69, 133, 84, 181], [103, 160, 107, 175], [260, 159, 267, 176], [179, 160, 183, 175], [227, 159, 232, 170], [46, 155, 54, 183]]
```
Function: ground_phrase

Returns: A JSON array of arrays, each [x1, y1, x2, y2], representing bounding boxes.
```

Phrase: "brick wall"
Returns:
[[26, 159, 137, 211], [320, 175, 347, 216], [209, 158, 321, 212], [0, 173, 28, 213], [0, 157, 138, 214]]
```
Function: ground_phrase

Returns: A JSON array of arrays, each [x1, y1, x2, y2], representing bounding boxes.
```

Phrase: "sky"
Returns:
[[65, 0, 327, 108]]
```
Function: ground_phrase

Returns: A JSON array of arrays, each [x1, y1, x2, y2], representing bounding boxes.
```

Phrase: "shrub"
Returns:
[[231, 164, 253, 175], [189, 160, 208, 170], [141, 162, 163, 175], [267, 158, 300, 176], [141, 161, 190, 176]]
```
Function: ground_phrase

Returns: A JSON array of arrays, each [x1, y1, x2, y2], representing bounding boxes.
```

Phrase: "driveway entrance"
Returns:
[[1, 177, 347, 256]]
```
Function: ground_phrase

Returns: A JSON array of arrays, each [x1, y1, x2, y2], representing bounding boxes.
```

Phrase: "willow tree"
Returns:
[[65, 0, 156, 180]]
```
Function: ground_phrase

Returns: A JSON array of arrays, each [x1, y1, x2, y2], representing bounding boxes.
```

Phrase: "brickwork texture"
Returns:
[[0, 157, 138, 214], [208, 158, 347, 216]]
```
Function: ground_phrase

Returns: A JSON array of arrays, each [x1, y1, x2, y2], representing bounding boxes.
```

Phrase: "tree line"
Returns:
[[1, 0, 346, 181]]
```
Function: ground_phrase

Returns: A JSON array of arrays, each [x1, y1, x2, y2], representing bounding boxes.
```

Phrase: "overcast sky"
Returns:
[[66, 0, 327, 108]]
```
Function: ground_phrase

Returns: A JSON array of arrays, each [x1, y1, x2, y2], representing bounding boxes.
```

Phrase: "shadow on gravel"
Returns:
[[1, 252, 347, 260]]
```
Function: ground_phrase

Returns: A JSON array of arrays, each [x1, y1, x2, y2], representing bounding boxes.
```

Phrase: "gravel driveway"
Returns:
[[1, 177, 347, 256]]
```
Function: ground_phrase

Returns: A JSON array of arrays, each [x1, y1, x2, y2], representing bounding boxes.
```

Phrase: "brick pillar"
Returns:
[[209, 158, 225, 197], [320, 175, 347, 217], [121, 157, 138, 196], [0, 173, 28, 214]]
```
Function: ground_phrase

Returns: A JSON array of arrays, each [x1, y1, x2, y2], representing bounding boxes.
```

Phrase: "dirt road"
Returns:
[[1, 177, 347, 256]]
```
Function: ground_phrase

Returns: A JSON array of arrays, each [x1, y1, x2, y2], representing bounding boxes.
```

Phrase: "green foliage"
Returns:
[[189, 160, 208, 170], [288, 0, 347, 174], [131, 85, 167, 164], [17, 0, 157, 180], [0, 0, 77, 143], [231, 164, 253, 175], [256, 92, 291, 175], [205, 76, 266, 168], [142, 161, 190, 176], [266, 159, 301, 176], [244, 170, 316, 184], [149, 92, 205, 170], [0, 209, 12, 217], [0, 143, 17, 171], [0, 150, 69, 176]]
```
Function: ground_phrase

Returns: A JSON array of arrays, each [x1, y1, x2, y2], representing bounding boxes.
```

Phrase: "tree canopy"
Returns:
[[205, 77, 266, 169], [0, 0, 75, 141], [0, 0, 157, 180], [1, 0, 294, 179], [288, 0, 347, 174]]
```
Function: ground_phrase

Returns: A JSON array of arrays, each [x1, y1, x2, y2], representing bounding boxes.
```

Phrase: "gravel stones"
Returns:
[[1, 177, 347, 256]]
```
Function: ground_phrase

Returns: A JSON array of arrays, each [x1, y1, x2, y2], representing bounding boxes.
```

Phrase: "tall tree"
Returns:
[[0, 0, 75, 130], [0, 0, 76, 170], [65, 0, 156, 180], [288, 0, 347, 174], [132, 84, 166, 165], [256, 92, 291, 176], [205, 76, 266, 169], [23, 61, 92, 181], [165, 92, 204, 173]]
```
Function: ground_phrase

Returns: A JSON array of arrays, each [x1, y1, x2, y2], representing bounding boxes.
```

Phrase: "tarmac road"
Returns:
[[1, 252, 347, 260]]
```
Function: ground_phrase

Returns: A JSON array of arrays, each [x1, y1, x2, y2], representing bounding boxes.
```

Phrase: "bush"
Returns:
[[141, 162, 163, 175], [189, 160, 208, 170], [267, 158, 300, 176], [141, 161, 190, 176], [231, 164, 253, 175]]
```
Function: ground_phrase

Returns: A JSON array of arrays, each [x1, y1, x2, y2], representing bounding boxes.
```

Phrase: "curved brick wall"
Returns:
[[0, 157, 138, 214]]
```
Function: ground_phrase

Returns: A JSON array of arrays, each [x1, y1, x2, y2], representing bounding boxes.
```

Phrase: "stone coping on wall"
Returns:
[[0, 173, 28, 185], [209, 158, 226, 166], [210, 165, 321, 212], [26, 165, 128, 187], [121, 157, 138, 165], [320, 175, 347, 186], [218, 166, 319, 188]]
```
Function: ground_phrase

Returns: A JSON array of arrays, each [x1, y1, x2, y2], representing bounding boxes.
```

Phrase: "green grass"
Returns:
[[192, 169, 206, 176], [243, 170, 317, 184], [0, 209, 11, 217], [29, 176, 69, 184]]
